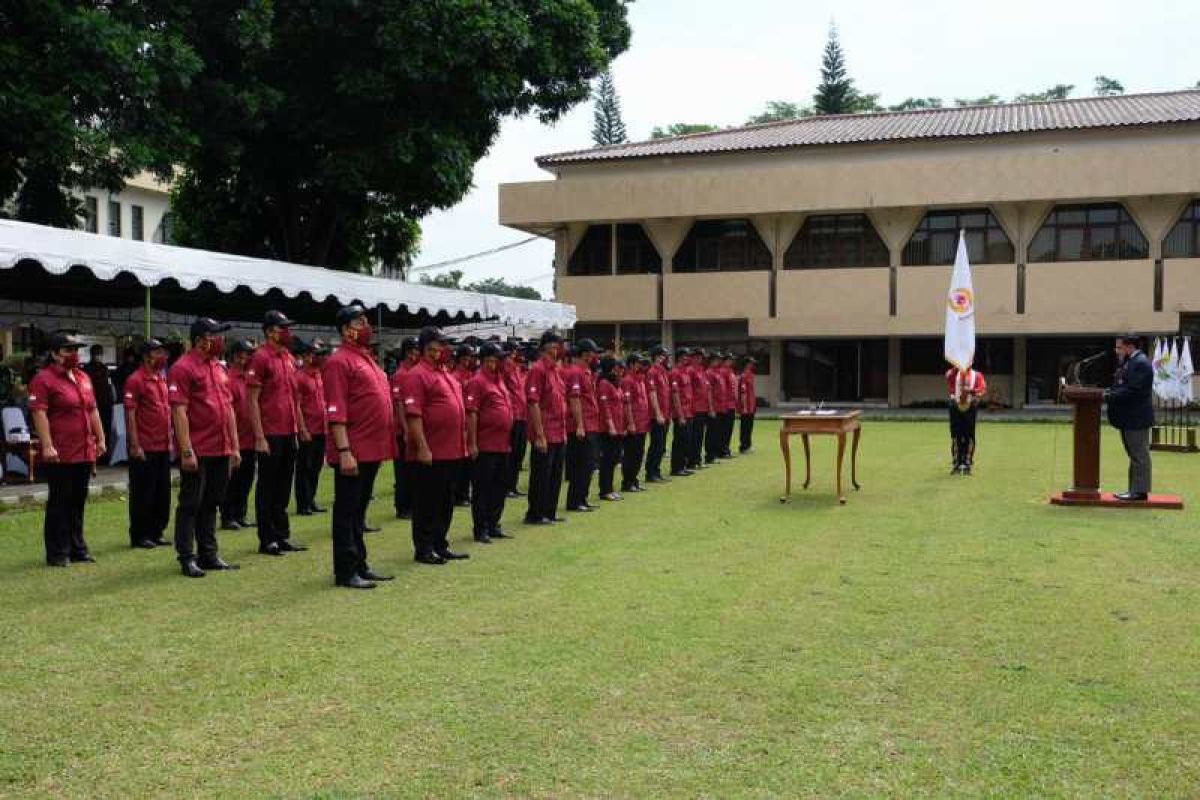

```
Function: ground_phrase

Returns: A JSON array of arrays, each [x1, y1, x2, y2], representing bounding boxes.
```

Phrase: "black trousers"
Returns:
[[127, 450, 171, 544], [704, 414, 723, 463], [599, 434, 623, 495], [949, 404, 978, 466], [720, 410, 736, 456], [331, 459, 379, 582], [221, 448, 256, 524], [621, 432, 647, 490], [255, 434, 296, 547], [393, 457, 412, 516], [525, 442, 565, 521], [646, 420, 668, 479], [689, 416, 706, 467], [565, 432, 599, 508], [175, 456, 229, 562], [471, 451, 509, 536], [739, 414, 755, 452], [411, 460, 457, 557], [506, 419, 528, 493], [294, 433, 325, 512], [670, 418, 691, 474], [42, 462, 92, 563]]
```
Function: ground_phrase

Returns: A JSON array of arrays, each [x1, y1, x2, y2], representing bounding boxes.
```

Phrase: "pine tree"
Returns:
[[1094, 75, 1124, 96], [592, 70, 628, 146], [813, 25, 859, 115]]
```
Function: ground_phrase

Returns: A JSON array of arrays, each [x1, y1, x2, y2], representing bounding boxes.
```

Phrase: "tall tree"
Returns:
[[591, 69, 628, 146], [1014, 84, 1075, 102], [651, 123, 721, 139], [813, 25, 863, 115], [169, 1, 631, 273], [954, 95, 1002, 107], [746, 101, 812, 125], [889, 97, 943, 111], [0, 1, 200, 228], [1094, 75, 1125, 96]]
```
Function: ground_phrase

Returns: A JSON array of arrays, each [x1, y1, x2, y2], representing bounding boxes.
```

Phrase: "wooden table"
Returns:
[[779, 411, 861, 504]]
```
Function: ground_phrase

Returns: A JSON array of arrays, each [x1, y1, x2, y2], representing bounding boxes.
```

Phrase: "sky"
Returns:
[[413, 0, 1199, 298]]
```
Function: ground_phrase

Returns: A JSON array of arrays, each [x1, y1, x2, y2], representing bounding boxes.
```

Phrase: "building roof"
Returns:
[[537, 90, 1200, 167]]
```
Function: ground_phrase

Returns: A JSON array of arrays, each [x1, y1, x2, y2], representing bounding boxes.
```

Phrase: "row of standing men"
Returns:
[[26, 306, 759, 587]]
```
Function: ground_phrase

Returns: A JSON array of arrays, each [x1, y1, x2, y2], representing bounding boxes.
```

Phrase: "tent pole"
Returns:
[[144, 286, 152, 340]]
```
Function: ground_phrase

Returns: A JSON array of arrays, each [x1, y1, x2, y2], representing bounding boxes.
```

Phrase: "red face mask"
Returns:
[[277, 327, 294, 346], [60, 351, 81, 370], [437, 347, 452, 365], [352, 322, 373, 347], [149, 353, 167, 371], [207, 336, 226, 358]]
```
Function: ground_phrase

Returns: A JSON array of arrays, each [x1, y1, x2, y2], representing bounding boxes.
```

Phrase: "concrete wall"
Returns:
[[557, 275, 659, 322], [1164, 258, 1200, 310], [896, 264, 1017, 330], [771, 267, 890, 333], [663, 271, 770, 320]]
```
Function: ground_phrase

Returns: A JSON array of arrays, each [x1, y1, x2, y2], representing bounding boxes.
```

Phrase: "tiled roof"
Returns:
[[537, 90, 1200, 167]]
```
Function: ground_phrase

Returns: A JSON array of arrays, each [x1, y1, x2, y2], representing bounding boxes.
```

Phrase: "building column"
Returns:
[[887, 337, 902, 408], [767, 340, 784, 406], [662, 321, 674, 353], [1012, 336, 1027, 409]]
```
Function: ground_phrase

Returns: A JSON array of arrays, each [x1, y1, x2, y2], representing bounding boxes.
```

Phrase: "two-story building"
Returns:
[[499, 90, 1200, 407]]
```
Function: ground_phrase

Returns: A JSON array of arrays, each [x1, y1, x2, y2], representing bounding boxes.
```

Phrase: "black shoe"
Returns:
[[629, 484, 645, 493], [474, 533, 493, 544], [46, 558, 69, 568], [549, 516, 567, 524], [669, 471, 689, 478], [359, 570, 394, 582], [438, 549, 470, 560], [364, 524, 382, 533], [220, 520, 242, 531], [490, 529, 511, 539], [70, 553, 96, 563], [601, 492, 622, 501], [508, 490, 526, 497], [414, 552, 447, 565], [524, 516, 553, 525], [277, 540, 308, 552], [568, 505, 596, 512], [739, 448, 753, 454], [310, 505, 327, 514], [1114, 492, 1148, 502], [296, 508, 313, 516], [337, 575, 376, 589], [151, 538, 171, 547], [181, 559, 206, 578], [583, 502, 599, 509], [395, 510, 411, 520], [238, 519, 254, 528], [198, 557, 240, 571], [646, 475, 669, 483], [258, 543, 285, 556], [133, 539, 158, 550]]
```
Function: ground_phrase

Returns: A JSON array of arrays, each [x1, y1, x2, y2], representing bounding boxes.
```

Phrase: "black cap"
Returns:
[[675, 346, 691, 359], [455, 343, 476, 359], [335, 305, 367, 329], [400, 336, 419, 354], [418, 326, 449, 349], [574, 338, 599, 354], [228, 338, 255, 356], [263, 310, 295, 330], [189, 317, 232, 342], [742, 355, 758, 366], [599, 356, 619, 375], [624, 352, 641, 366], [539, 329, 563, 347], [649, 344, 668, 357], [47, 332, 86, 351], [291, 338, 313, 356], [478, 342, 505, 359], [138, 338, 166, 357]]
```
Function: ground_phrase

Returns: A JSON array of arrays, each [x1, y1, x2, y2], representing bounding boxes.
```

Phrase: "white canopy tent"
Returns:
[[0, 219, 573, 332]]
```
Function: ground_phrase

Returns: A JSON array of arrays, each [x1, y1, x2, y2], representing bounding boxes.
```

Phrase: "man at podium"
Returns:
[[1104, 334, 1154, 501]]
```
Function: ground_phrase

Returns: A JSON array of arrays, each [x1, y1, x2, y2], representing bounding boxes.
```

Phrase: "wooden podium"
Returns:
[[1050, 384, 1183, 509]]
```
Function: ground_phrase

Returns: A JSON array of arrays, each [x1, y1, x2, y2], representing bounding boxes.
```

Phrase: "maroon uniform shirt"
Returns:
[[322, 341, 396, 465], [246, 340, 299, 436], [122, 365, 171, 452], [399, 359, 467, 462], [168, 349, 236, 458], [597, 377, 626, 435], [647, 362, 671, 422], [295, 365, 327, 436], [465, 369, 514, 453], [526, 357, 568, 444], [690, 364, 712, 414], [670, 364, 693, 419], [621, 373, 651, 434], [707, 367, 728, 413], [564, 362, 601, 434], [227, 365, 256, 452], [29, 364, 99, 464], [503, 360, 528, 422]]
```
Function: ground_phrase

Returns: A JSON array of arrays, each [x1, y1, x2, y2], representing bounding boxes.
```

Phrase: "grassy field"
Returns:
[[1, 420, 1197, 798]]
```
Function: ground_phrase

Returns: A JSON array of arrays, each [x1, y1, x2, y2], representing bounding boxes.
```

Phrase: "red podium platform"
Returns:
[[1052, 384, 1183, 510]]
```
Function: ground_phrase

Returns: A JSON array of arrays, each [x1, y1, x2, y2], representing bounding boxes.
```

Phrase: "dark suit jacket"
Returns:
[[1106, 350, 1154, 430]]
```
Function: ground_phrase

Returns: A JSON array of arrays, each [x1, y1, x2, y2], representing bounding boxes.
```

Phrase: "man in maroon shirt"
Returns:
[[399, 326, 470, 564], [169, 318, 242, 578], [323, 305, 397, 589], [503, 342, 531, 497], [644, 344, 672, 483], [524, 330, 568, 525], [465, 342, 514, 543], [294, 339, 328, 516], [247, 309, 308, 556], [738, 356, 758, 454], [391, 335, 420, 519], [705, 351, 727, 464], [123, 338, 171, 549], [620, 353, 651, 493], [564, 338, 601, 513], [669, 347, 695, 477], [450, 343, 476, 507], [220, 339, 257, 530], [689, 350, 715, 469]]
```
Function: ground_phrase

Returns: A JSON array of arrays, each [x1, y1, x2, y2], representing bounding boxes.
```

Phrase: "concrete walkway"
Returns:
[[0, 465, 179, 510]]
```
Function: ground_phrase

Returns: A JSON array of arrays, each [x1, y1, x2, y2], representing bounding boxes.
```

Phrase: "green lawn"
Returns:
[[1, 420, 1197, 798]]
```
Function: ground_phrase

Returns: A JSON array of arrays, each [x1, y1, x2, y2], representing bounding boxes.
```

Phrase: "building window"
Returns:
[[615, 224, 662, 274], [154, 212, 175, 244], [131, 205, 144, 241], [673, 219, 771, 273], [567, 225, 612, 276], [1028, 203, 1148, 262], [903, 209, 1014, 265], [783, 339, 888, 401], [83, 197, 99, 233], [784, 214, 889, 269], [107, 200, 121, 237], [1164, 199, 1200, 258], [573, 324, 617, 352]]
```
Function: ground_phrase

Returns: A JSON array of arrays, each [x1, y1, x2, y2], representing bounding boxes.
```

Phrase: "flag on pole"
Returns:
[[1166, 338, 1181, 402], [1178, 337, 1194, 404], [944, 231, 975, 370], [1152, 337, 1167, 402]]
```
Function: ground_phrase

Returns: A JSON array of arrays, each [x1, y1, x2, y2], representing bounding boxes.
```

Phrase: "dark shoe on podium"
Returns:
[[1114, 492, 1148, 502]]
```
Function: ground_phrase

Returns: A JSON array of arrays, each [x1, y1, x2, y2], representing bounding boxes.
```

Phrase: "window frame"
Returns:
[[903, 208, 1015, 266], [566, 224, 614, 276], [131, 205, 145, 241], [1027, 203, 1148, 262], [107, 200, 121, 238], [83, 197, 99, 234], [673, 219, 772, 273], [615, 223, 662, 275], [784, 213, 890, 269], [1163, 199, 1200, 259]]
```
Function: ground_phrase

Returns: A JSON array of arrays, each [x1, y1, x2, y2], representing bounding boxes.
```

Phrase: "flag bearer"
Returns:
[[946, 365, 986, 475]]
